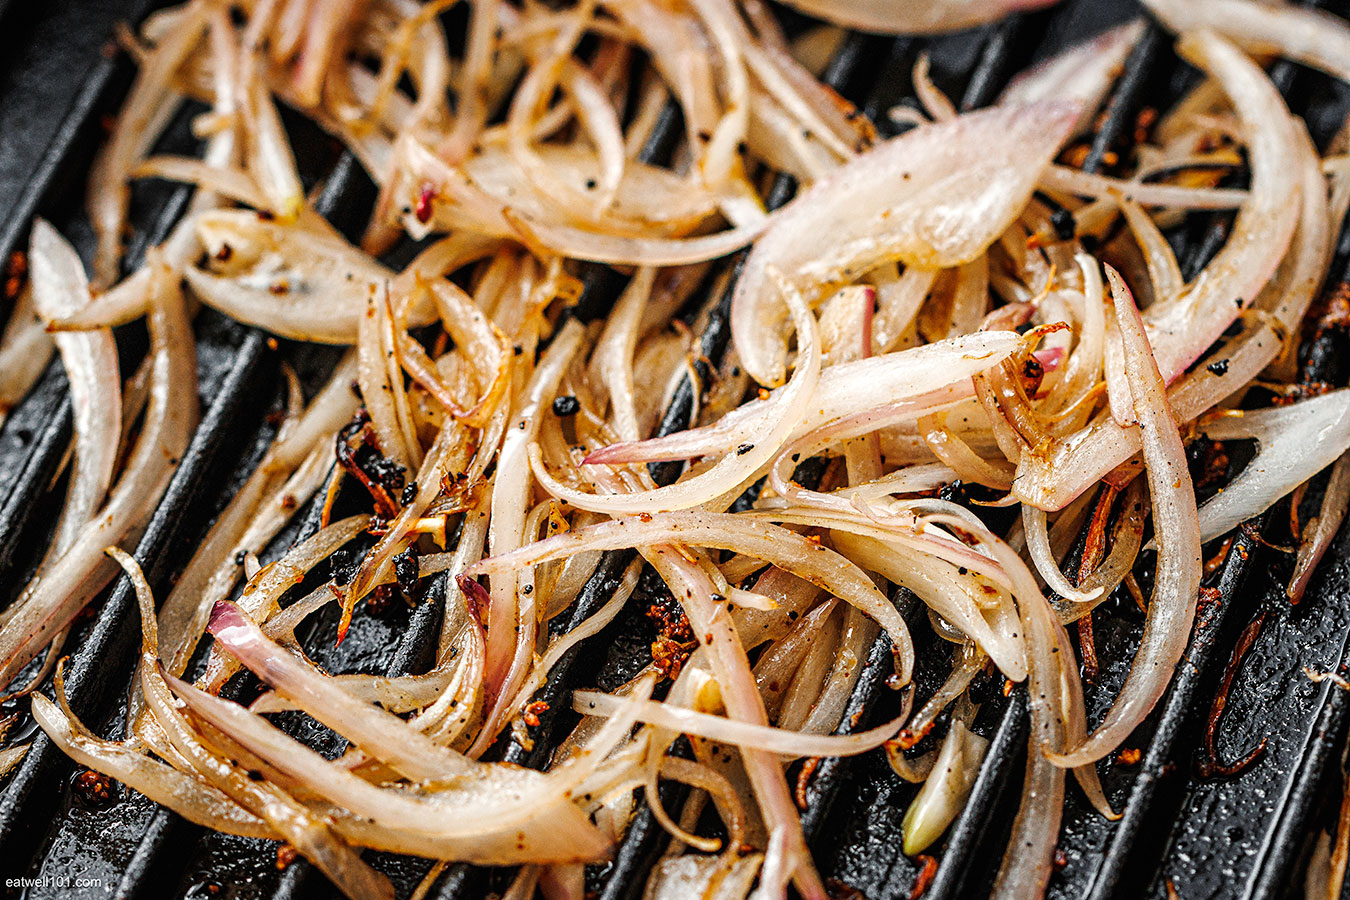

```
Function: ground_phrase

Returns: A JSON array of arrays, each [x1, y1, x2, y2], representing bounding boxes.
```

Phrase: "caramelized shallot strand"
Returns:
[[1050, 267, 1201, 768]]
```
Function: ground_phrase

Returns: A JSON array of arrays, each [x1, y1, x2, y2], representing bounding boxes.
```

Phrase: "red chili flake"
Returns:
[[4, 250, 27, 300], [1134, 107, 1158, 145], [1062, 144, 1091, 168], [1196, 586, 1223, 630], [909, 855, 938, 899], [414, 183, 436, 224], [1116, 747, 1141, 766], [276, 844, 299, 869], [74, 769, 113, 803], [1270, 380, 1334, 407], [522, 700, 549, 728], [795, 757, 821, 809], [1053, 848, 1069, 869]]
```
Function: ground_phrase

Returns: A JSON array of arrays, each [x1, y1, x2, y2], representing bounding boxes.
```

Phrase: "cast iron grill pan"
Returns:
[[0, 2, 1349, 899]]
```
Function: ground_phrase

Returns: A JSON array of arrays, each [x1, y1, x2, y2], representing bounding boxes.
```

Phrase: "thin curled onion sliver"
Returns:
[[573, 691, 904, 757], [470, 511, 914, 685], [1049, 267, 1201, 768], [732, 99, 1080, 387], [772, 0, 1059, 35], [535, 276, 820, 515]]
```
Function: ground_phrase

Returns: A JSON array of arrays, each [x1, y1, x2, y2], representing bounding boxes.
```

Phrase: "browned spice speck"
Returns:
[[909, 855, 938, 899]]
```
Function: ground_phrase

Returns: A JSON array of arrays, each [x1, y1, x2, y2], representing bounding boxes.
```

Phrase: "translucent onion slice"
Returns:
[[470, 511, 914, 685], [183, 210, 427, 343], [773, 0, 1059, 35], [156, 355, 359, 677], [1000, 20, 1144, 133], [572, 690, 905, 757], [587, 330, 1021, 466], [484, 320, 585, 702], [207, 599, 477, 782], [166, 671, 617, 864], [732, 99, 1080, 386], [30, 692, 274, 839], [132, 563, 391, 900], [830, 530, 1026, 681], [0, 263, 195, 690], [398, 138, 727, 244], [1050, 267, 1201, 768], [537, 278, 819, 515], [1198, 390, 1350, 543], [426, 280, 512, 427], [1290, 452, 1350, 603], [1017, 113, 1326, 510], [1021, 505, 1101, 604], [1143, 0, 1350, 84], [87, 3, 209, 285], [590, 267, 657, 442], [901, 717, 988, 854], [1015, 31, 1304, 510], [643, 549, 826, 899], [1039, 166, 1249, 210], [1117, 32, 1300, 387], [28, 220, 121, 555], [0, 285, 53, 429], [647, 853, 763, 900]]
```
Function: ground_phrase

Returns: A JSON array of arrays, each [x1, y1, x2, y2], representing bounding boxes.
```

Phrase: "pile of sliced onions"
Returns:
[[1, 2, 1346, 899]]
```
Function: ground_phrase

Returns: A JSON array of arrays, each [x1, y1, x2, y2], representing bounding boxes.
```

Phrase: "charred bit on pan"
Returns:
[[393, 546, 420, 601], [335, 409, 407, 521]]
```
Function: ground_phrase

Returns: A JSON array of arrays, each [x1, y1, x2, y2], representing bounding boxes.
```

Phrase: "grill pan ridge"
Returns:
[[0, 2, 1349, 899]]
